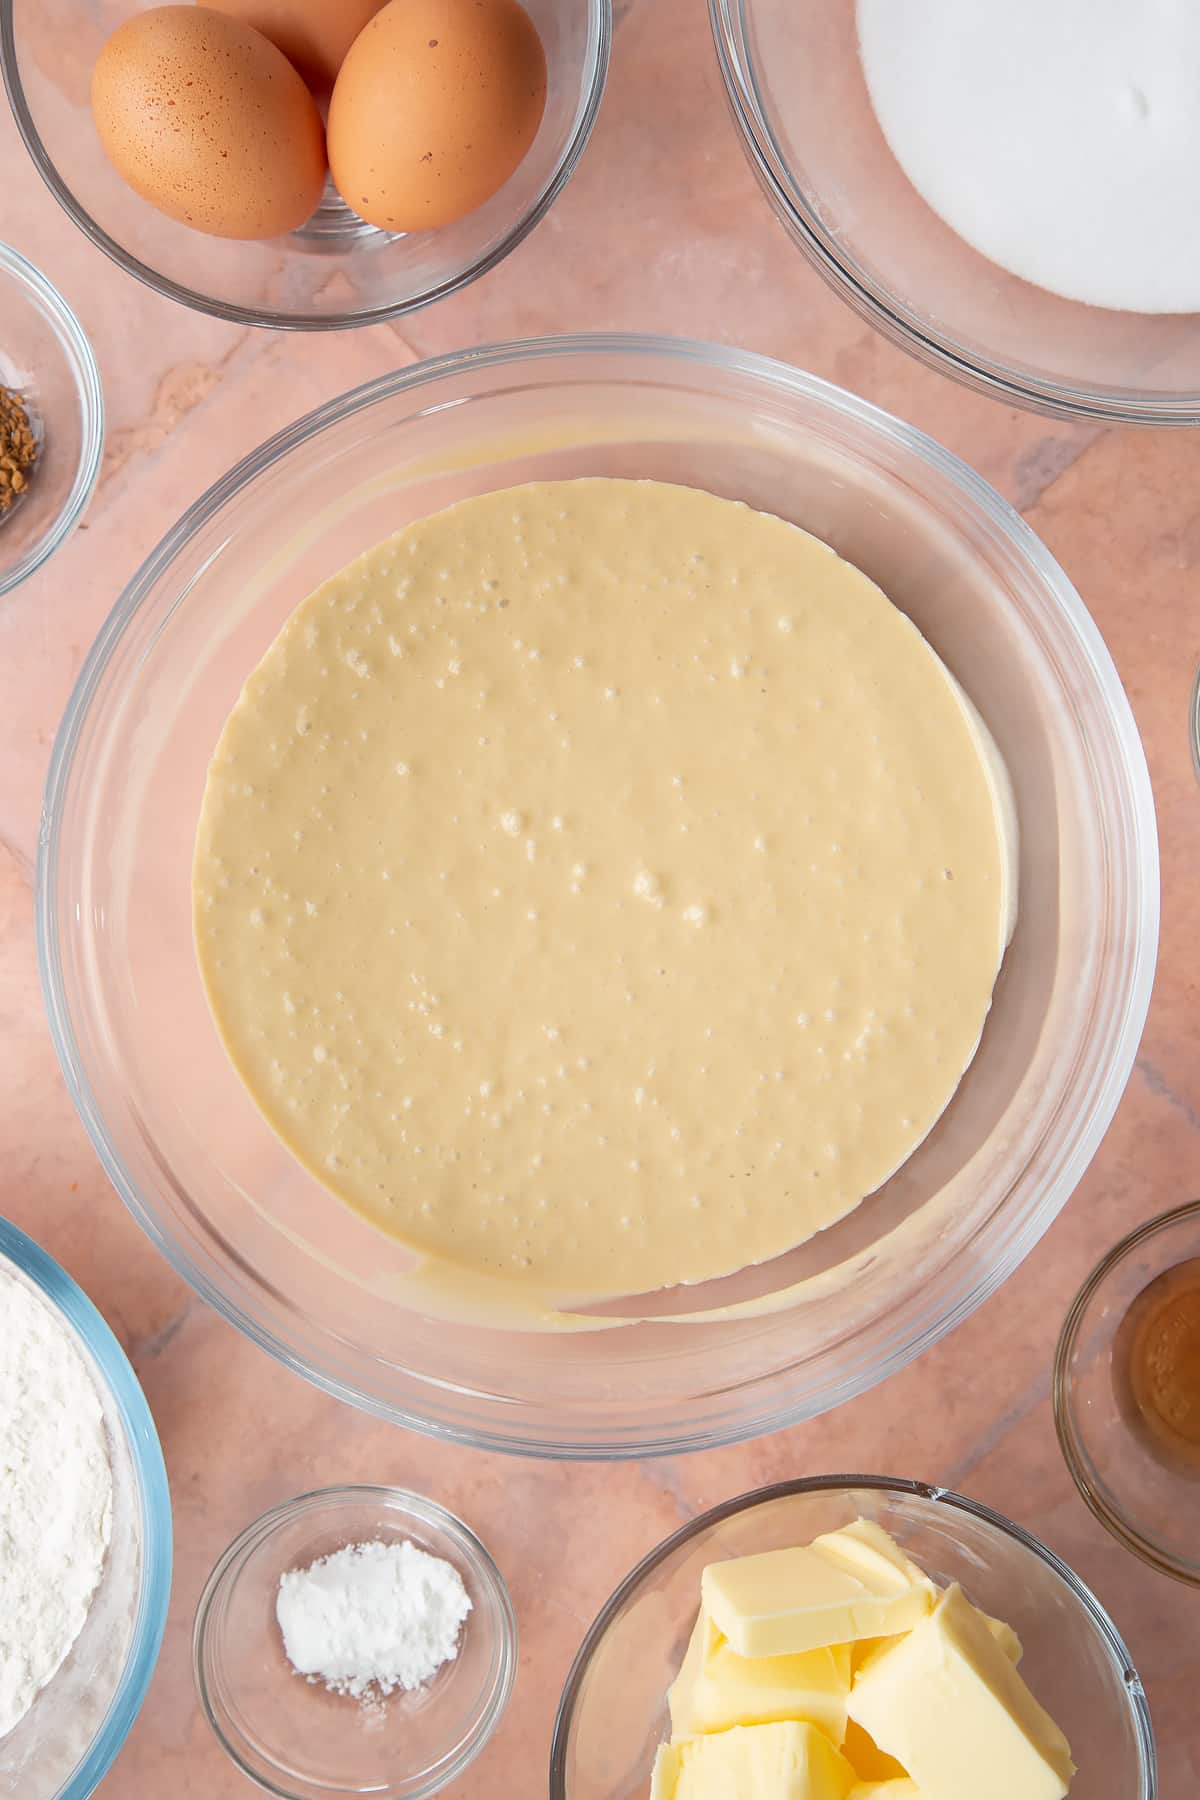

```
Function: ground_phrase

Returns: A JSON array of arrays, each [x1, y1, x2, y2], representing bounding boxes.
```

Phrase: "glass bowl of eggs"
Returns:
[[0, 0, 610, 329], [710, 0, 1200, 423], [37, 333, 1156, 1458]]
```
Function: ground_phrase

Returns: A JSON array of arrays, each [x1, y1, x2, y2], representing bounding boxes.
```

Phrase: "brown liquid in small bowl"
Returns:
[[1114, 1257, 1200, 1477]]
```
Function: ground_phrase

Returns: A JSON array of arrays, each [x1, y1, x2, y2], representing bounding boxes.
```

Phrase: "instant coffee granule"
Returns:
[[0, 386, 37, 515]]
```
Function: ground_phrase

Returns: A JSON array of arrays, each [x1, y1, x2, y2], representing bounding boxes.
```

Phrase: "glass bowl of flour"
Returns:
[[194, 1486, 516, 1799], [711, 0, 1200, 423], [0, 1218, 171, 1799]]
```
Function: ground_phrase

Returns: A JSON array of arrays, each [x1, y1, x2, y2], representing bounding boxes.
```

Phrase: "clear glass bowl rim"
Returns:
[[192, 1483, 518, 1800], [0, 240, 104, 597], [707, 0, 1200, 427], [0, 1216, 173, 1800], [36, 331, 1159, 1459], [548, 1472, 1158, 1799], [0, 0, 612, 332], [1054, 1197, 1200, 1587]]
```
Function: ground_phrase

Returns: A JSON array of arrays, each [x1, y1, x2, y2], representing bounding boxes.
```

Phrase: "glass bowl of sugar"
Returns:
[[193, 1485, 516, 1800], [711, 0, 1200, 423]]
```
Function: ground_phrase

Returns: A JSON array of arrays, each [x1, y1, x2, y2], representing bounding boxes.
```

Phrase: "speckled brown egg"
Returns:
[[328, 0, 548, 233], [92, 6, 327, 241], [206, 0, 388, 92]]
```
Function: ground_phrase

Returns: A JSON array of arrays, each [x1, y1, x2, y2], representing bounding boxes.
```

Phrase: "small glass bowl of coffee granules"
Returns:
[[0, 384, 38, 518], [0, 241, 103, 598]]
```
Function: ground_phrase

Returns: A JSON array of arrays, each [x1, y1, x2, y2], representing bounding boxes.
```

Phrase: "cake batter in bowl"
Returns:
[[193, 479, 1016, 1318], [38, 335, 1157, 1456]]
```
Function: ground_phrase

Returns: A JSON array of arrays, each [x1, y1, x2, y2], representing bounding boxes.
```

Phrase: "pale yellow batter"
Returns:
[[194, 480, 1013, 1306]]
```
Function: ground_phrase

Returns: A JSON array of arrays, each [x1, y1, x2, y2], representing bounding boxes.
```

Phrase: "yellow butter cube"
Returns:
[[702, 1530, 933, 1659], [659, 1720, 858, 1799], [980, 1610, 1024, 1666], [810, 1521, 935, 1596], [815, 1521, 1020, 1666], [848, 1584, 1075, 1800], [669, 1609, 851, 1741], [651, 1743, 681, 1799], [850, 1605, 1022, 1679]]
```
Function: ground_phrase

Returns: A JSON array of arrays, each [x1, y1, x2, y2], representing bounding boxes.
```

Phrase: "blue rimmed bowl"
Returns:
[[0, 1218, 172, 1799]]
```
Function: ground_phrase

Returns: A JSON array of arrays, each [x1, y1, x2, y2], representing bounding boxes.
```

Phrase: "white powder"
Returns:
[[0, 1264, 114, 1740], [858, 0, 1200, 313], [276, 1539, 472, 1699]]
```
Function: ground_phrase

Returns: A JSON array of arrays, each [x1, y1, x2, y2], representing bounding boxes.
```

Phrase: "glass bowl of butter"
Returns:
[[551, 1477, 1157, 1799], [37, 333, 1157, 1457]]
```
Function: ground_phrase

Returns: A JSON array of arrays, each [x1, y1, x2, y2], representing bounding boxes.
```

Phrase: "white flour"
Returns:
[[0, 1264, 114, 1739], [276, 1539, 471, 1699], [858, 0, 1200, 313]]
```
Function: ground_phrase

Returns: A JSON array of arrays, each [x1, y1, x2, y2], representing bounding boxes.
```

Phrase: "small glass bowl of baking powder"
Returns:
[[193, 1485, 517, 1800]]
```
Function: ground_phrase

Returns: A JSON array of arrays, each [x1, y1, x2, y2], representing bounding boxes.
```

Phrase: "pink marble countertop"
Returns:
[[2, 3, 1198, 1795]]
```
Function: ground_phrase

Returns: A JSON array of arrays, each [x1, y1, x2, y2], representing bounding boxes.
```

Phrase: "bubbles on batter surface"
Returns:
[[632, 867, 665, 907]]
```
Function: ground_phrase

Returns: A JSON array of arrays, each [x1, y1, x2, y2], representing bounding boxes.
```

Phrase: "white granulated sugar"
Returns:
[[0, 1262, 114, 1739], [276, 1539, 472, 1699], [858, 0, 1200, 313]]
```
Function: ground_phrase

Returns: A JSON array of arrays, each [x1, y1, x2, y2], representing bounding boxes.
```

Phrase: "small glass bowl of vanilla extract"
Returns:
[[1055, 1199, 1200, 1584]]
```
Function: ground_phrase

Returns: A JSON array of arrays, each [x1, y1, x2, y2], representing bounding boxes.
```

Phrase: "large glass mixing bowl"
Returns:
[[710, 0, 1200, 424], [37, 335, 1158, 1458]]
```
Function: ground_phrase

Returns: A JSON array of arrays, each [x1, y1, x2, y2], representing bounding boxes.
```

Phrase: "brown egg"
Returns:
[[328, 0, 547, 233], [206, 0, 388, 92], [92, 6, 327, 241]]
